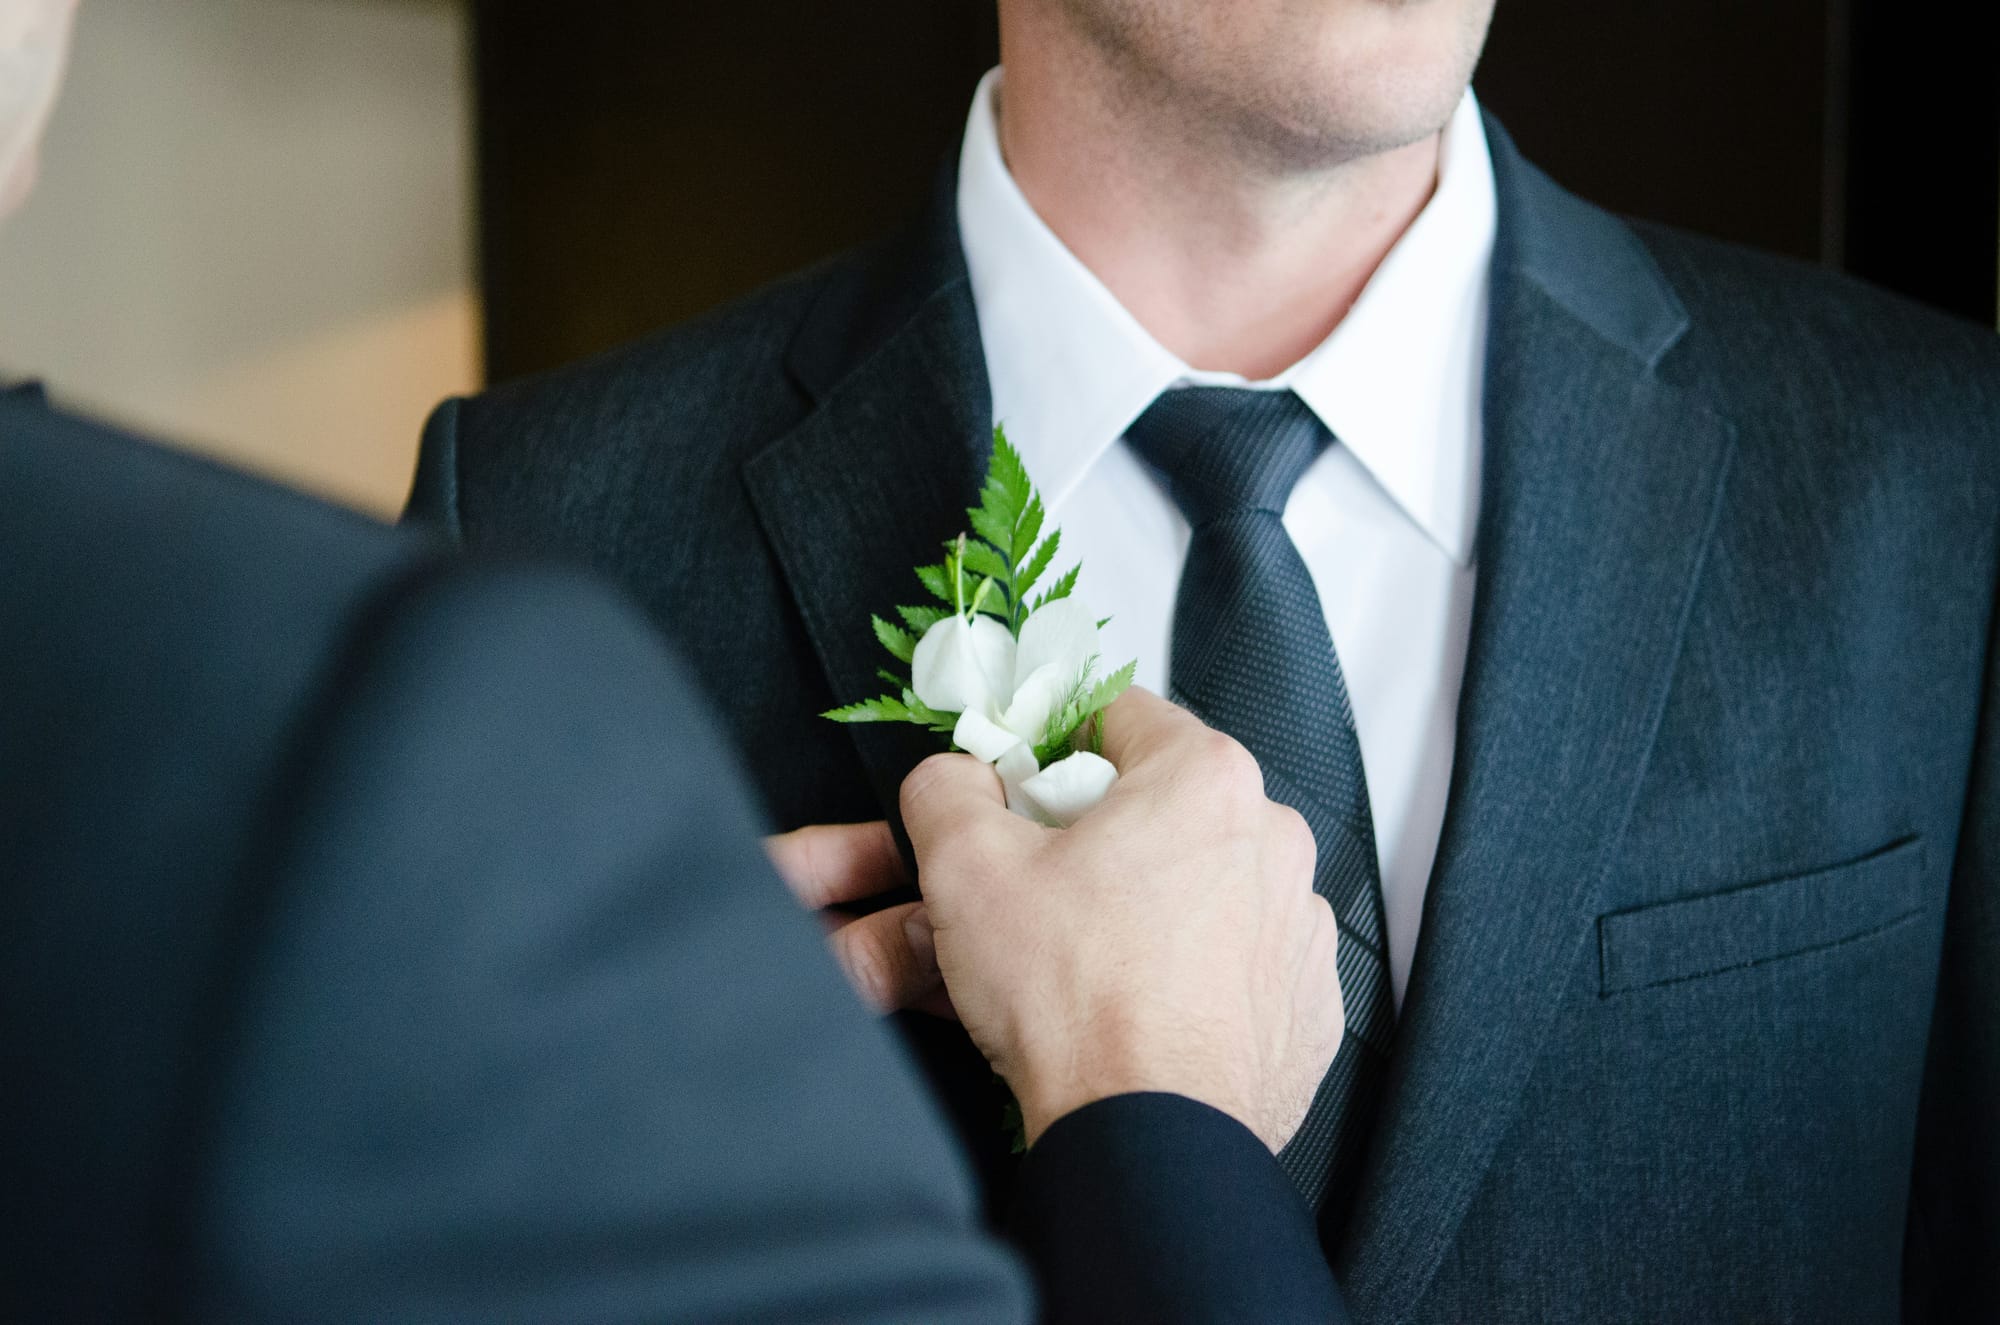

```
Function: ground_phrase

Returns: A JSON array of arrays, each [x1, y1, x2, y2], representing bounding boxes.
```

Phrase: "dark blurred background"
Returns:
[[9, 0, 1993, 509], [474, 0, 1999, 384]]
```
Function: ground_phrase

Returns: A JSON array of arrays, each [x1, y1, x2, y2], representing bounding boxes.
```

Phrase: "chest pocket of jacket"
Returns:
[[1596, 836, 1926, 996]]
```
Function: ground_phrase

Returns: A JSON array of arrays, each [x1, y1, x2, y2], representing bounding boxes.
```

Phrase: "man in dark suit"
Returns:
[[1, 394, 1355, 1323], [406, 0, 2000, 1318]]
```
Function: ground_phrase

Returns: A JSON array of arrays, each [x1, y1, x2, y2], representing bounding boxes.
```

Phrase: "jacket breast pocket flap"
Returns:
[[1597, 836, 1926, 996]]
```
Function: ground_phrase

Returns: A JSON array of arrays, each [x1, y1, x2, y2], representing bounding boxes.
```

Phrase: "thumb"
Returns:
[[899, 751, 1017, 863]]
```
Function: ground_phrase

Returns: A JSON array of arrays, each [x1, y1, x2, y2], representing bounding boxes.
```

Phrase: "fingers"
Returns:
[[764, 820, 907, 910], [899, 752, 1016, 862], [767, 822, 957, 1018], [825, 899, 943, 1013], [1094, 685, 1206, 772]]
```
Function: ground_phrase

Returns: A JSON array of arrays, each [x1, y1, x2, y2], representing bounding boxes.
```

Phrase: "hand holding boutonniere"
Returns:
[[825, 428, 1136, 827]]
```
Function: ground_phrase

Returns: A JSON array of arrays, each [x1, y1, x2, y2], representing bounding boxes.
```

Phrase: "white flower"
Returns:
[[910, 597, 1120, 826], [1017, 749, 1119, 826], [907, 611, 1014, 714]]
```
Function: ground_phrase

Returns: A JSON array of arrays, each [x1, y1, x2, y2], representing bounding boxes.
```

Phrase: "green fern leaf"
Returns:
[[897, 603, 950, 634], [1031, 564, 1081, 614], [901, 689, 956, 728], [872, 615, 916, 664], [1081, 659, 1136, 717], [1014, 529, 1059, 601], [915, 563, 952, 604], [1011, 494, 1045, 566], [961, 538, 1012, 586], [985, 426, 1032, 525], [968, 505, 1013, 554], [822, 695, 916, 724]]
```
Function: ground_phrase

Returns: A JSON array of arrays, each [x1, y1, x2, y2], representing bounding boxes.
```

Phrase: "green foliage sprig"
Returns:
[[823, 426, 1131, 759]]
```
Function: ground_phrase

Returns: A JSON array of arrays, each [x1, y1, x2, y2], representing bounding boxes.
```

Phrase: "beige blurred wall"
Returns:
[[0, 0, 476, 517]]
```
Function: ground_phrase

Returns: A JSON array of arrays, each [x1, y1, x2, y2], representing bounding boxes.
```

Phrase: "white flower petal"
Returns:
[[1001, 662, 1071, 745], [995, 744, 1059, 826], [953, 708, 1023, 764], [911, 614, 1015, 715], [1015, 597, 1100, 690], [1020, 751, 1119, 827]]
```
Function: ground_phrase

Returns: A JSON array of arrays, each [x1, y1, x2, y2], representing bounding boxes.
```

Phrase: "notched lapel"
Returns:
[[1336, 130, 1738, 1320], [743, 273, 992, 831]]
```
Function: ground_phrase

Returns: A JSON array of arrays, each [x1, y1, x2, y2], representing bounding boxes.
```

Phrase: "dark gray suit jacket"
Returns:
[[408, 118, 2000, 1320], [1, 401, 1345, 1323]]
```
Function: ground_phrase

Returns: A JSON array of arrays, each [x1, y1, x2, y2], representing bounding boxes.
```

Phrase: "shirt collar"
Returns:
[[957, 69, 1495, 567]]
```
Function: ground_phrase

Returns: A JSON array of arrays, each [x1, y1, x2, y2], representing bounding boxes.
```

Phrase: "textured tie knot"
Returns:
[[1125, 387, 1331, 527]]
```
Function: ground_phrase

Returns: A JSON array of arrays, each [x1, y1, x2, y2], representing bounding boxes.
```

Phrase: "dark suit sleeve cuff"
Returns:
[[1010, 1092, 1348, 1324]]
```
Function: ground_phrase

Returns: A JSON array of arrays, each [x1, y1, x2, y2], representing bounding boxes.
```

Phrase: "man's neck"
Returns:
[[994, 45, 1441, 381]]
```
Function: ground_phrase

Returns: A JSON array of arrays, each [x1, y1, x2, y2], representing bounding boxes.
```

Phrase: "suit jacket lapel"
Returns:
[[743, 176, 994, 823], [1334, 123, 1738, 1319]]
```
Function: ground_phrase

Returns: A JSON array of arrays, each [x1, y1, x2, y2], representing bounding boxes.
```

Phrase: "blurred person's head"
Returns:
[[0, 0, 78, 220], [1001, 0, 1495, 169]]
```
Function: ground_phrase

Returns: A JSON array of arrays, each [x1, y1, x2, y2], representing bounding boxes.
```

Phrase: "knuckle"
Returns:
[[1293, 891, 1334, 949], [1270, 804, 1316, 867], [1198, 731, 1263, 796], [1312, 905, 1344, 992], [1311, 893, 1339, 941], [1198, 726, 1247, 767]]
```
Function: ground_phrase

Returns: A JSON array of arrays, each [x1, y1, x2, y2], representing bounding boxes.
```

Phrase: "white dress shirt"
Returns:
[[956, 70, 1497, 1007]]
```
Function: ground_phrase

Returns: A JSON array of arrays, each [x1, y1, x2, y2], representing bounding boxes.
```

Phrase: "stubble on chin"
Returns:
[[1043, 0, 1487, 176]]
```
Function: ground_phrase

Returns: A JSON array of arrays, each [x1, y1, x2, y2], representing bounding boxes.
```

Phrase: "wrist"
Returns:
[[1012, 1043, 1257, 1150]]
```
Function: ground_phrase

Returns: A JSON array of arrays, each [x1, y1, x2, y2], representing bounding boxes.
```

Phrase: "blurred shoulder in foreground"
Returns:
[[0, 396, 1030, 1322]]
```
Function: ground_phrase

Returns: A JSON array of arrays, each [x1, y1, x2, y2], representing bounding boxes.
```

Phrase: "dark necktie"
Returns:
[[1126, 386, 1395, 1230]]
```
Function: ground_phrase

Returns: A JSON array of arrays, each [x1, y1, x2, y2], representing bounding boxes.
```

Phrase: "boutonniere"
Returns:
[[825, 429, 1135, 1152], [825, 428, 1136, 827]]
